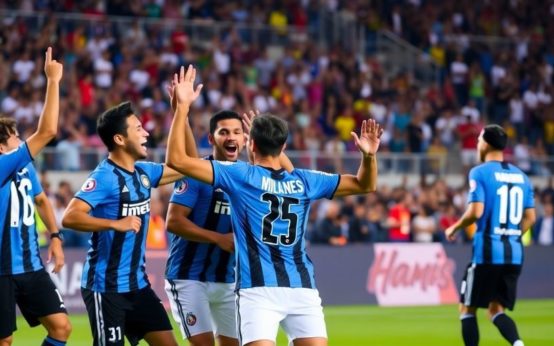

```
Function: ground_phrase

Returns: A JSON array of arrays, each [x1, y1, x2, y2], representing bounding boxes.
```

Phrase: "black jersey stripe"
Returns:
[[199, 244, 216, 282], [269, 245, 290, 287], [293, 201, 312, 288], [86, 232, 100, 289], [244, 214, 264, 288], [129, 167, 147, 290], [215, 224, 233, 282], [105, 169, 129, 291], [483, 207, 493, 264]]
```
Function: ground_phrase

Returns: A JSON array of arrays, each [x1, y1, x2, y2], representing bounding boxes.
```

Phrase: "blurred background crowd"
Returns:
[[1, 0, 553, 248]]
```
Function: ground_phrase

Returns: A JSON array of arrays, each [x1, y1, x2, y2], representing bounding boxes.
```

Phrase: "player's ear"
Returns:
[[113, 134, 125, 147], [208, 133, 215, 145]]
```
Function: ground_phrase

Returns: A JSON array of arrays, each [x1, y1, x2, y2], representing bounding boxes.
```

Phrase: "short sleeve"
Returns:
[[170, 176, 201, 208], [295, 169, 340, 200], [0, 142, 32, 186], [212, 160, 248, 193], [524, 177, 535, 209], [27, 165, 43, 197], [136, 161, 164, 188], [75, 171, 115, 209], [467, 168, 485, 204]]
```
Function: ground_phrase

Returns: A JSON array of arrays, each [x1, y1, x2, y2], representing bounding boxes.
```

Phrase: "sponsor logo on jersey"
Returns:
[[174, 180, 188, 195], [81, 178, 96, 192], [186, 312, 197, 326], [140, 174, 151, 188], [214, 201, 231, 215], [121, 199, 151, 216]]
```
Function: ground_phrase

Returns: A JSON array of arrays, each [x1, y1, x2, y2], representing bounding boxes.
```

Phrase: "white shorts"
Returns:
[[165, 279, 237, 339], [236, 287, 327, 345]]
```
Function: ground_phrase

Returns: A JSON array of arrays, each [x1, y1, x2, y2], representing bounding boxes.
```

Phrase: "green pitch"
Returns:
[[14, 299, 554, 345]]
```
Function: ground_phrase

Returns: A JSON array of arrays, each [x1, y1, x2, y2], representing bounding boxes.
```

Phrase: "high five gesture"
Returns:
[[351, 119, 383, 157]]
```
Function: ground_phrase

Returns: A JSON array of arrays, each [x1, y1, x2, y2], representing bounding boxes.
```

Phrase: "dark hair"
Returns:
[[250, 114, 288, 156], [482, 124, 507, 150], [97, 102, 135, 151], [209, 110, 242, 134], [0, 117, 17, 146]]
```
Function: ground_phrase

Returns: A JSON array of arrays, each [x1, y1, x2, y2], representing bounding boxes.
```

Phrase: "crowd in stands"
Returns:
[[1, 1, 553, 247]]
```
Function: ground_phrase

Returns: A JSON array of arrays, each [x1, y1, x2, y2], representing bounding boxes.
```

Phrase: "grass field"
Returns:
[[14, 299, 554, 345]]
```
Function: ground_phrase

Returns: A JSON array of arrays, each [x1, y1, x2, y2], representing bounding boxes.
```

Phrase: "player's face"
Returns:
[[0, 132, 21, 154], [209, 118, 245, 161], [123, 115, 149, 159]]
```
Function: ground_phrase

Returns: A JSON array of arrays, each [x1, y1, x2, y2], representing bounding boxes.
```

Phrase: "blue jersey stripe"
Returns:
[[1, 208, 12, 274]]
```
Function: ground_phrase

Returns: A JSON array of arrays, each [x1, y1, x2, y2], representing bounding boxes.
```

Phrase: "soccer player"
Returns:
[[61, 99, 198, 346], [166, 65, 382, 346], [0, 48, 71, 346], [164, 109, 243, 346], [445, 124, 536, 346]]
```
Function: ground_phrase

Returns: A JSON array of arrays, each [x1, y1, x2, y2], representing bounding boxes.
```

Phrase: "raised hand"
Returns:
[[241, 109, 260, 141], [166, 81, 177, 113], [43, 47, 63, 82], [351, 119, 383, 156], [174, 65, 203, 107], [113, 215, 142, 233]]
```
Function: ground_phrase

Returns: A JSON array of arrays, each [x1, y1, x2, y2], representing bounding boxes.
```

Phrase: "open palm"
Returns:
[[351, 119, 383, 156], [174, 65, 203, 106]]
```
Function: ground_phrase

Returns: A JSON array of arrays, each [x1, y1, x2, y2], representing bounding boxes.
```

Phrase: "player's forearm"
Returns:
[[35, 200, 59, 234], [166, 103, 191, 172], [452, 210, 478, 232], [355, 153, 377, 192], [520, 209, 536, 234], [185, 117, 198, 158], [62, 211, 120, 232], [27, 80, 59, 157], [167, 217, 222, 244]]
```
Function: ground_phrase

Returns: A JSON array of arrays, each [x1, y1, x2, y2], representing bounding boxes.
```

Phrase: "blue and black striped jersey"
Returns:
[[75, 159, 163, 293], [0, 143, 44, 275], [165, 157, 234, 283], [467, 161, 534, 265], [211, 161, 340, 289]]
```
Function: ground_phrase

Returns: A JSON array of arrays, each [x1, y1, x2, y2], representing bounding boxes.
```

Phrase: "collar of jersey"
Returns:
[[107, 158, 135, 175]]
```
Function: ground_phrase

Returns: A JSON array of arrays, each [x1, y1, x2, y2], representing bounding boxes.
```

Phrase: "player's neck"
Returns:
[[254, 155, 281, 170], [484, 151, 504, 162], [108, 151, 136, 172]]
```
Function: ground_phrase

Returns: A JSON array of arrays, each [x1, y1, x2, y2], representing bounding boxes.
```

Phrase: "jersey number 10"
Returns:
[[261, 193, 299, 246], [496, 185, 524, 225]]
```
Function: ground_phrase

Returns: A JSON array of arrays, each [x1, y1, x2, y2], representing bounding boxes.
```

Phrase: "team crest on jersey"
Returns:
[[186, 312, 197, 326], [469, 179, 477, 192], [81, 178, 96, 192], [140, 174, 150, 188], [174, 180, 188, 194]]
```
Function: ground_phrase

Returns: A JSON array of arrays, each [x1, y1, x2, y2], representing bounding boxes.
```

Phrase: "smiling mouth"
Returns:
[[224, 143, 238, 155]]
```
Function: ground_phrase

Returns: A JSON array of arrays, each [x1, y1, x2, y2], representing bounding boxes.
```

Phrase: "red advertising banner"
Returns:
[[367, 244, 459, 306]]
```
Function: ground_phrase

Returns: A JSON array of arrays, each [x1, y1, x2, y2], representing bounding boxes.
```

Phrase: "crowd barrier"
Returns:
[[42, 244, 554, 314]]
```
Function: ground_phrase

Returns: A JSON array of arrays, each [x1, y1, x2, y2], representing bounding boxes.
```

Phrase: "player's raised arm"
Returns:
[[166, 65, 215, 185], [26, 47, 62, 157], [62, 198, 142, 233], [334, 119, 383, 196]]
